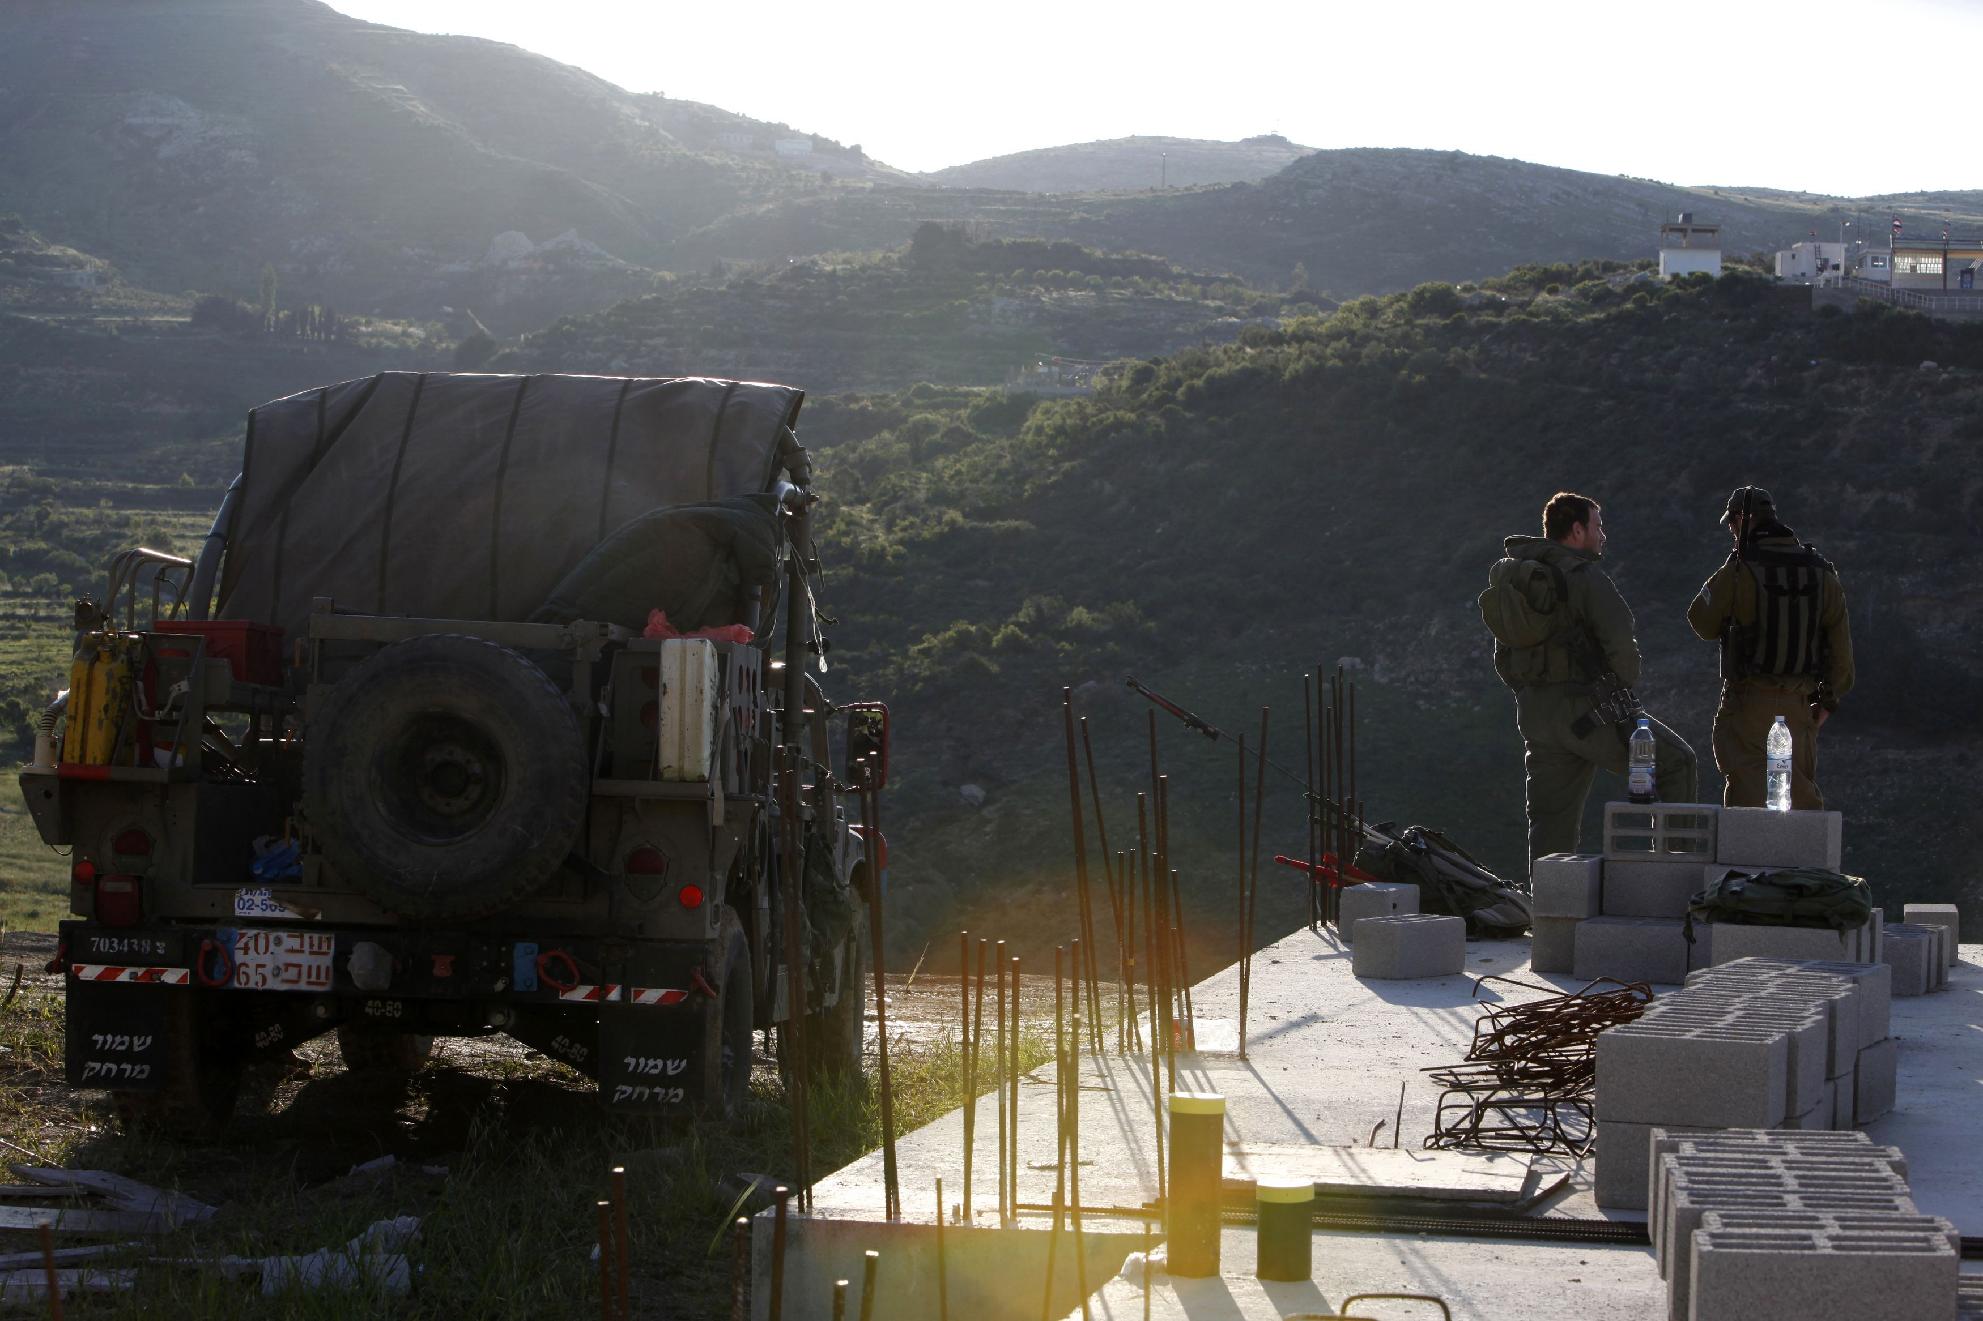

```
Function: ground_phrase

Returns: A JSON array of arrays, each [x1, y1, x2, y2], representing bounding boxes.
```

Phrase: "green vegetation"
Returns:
[[802, 270, 1983, 961], [498, 228, 1327, 392]]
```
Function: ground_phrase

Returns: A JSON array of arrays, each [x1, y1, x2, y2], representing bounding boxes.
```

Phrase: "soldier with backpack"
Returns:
[[1687, 486, 1854, 808], [1482, 491, 1698, 872]]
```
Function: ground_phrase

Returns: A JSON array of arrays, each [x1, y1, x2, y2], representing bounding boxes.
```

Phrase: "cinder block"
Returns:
[[1336, 881, 1418, 944], [1603, 801, 1718, 861], [1802, 959, 1891, 1047], [1710, 922, 1866, 967], [1640, 1001, 1827, 1116], [1779, 1088, 1837, 1131], [1600, 858, 1710, 919], [1593, 1118, 1673, 1210], [1350, 913, 1463, 980], [1574, 915, 1692, 985], [1664, 1191, 1925, 1311], [1597, 1024, 1789, 1128], [1689, 1221, 1957, 1321], [1714, 806, 1843, 870], [1646, 1129, 1897, 1247], [1904, 904, 1960, 967], [1530, 853, 1602, 918], [1884, 926, 1934, 998], [1959, 1274, 1983, 1321], [1856, 1037, 1898, 1126], [1684, 1210, 1956, 1321], [1529, 916, 1578, 974], [1888, 922, 1949, 987]]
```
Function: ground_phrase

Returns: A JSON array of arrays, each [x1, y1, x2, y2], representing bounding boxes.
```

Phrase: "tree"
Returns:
[[1289, 261, 1309, 292]]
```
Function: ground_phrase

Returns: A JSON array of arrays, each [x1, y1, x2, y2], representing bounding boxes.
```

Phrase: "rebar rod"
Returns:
[[1079, 716, 1131, 1053], [860, 773, 899, 1220], [1062, 691, 1105, 1054], [934, 1177, 948, 1321], [995, 939, 1008, 1223], [1169, 864, 1193, 1052], [1303, 672, 1318, 931], [769, 1185, 790, 1321], [1069, 1013, 1090, 1321], [1010, 954, 1021, 1213], [610, 1164, 631, 1319], [596, 1201, 616, 1321], [1042, 946, 1067, 1321], [857, 1250, 878, 1321], [778, 746, 815, 1211], [729, 1216, 750, 1321], [1235, 731, 1248, 1054]]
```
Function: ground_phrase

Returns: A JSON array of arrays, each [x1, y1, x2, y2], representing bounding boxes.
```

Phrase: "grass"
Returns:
[[0, 978, 1055, 1318]]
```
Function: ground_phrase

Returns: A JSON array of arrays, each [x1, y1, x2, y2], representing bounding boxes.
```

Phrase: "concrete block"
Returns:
[[1891, 922, 1951, 988], [1597, 1023, 1789, 1128], [1574, 915, 1692, 985], [1689, 1221, 1957, 1321], [1959, 1274, 1983, 1321], [1709, 922, 1866, 967], [1640, 1000, 1826, 1116], [1600, 858, 1710, 919], [1833, 1073, 1854, 1127], [1603, 801, 1718, 862], [1529, 916, 1578, 974], [1903, 904, 1960, 967], [1856, 1037, 1898, 1125], [1713, 806, 1843, 870], [1530, 853, 1602, 918], [1646, 1129, 1897, 1246], [1350, 913, 1463, 980], [1779, 1088, 1836, 1131], [1593, 1118, 1676, 1210], [1685, 1211, 1957, 1321], [1664, 1192, 1927, 1311], [1336, 881, 1417, 944], [1802, 959, 1891, 1047], [1884, 926, 1934, 998]]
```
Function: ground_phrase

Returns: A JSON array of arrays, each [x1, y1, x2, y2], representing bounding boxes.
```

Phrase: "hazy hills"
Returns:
[[0, 0, 893, 328], [924, 134, 1314, 193]]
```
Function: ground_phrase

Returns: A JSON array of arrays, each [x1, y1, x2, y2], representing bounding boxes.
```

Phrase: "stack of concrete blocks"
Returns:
[[1650, 1128, 1959, 1321], [1883, 921, 1951, 997], [1537, 803, 1720, 983], [1335, 881, 1418, 945], [1902, 903, 1962, 968], [1350, 913, 1465, 980], [1593, 956, 1894, 1209]]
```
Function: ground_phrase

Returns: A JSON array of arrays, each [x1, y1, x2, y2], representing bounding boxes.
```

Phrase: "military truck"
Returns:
[[19, 372, 886, 1133]]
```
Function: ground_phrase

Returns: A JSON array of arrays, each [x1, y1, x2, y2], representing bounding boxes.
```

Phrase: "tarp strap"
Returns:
[[375, 373, 430, 611], [488, 375, 532, 618], [596, 377, 633, 541]]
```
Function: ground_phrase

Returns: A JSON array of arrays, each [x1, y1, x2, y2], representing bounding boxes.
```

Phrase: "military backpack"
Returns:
[[1478, 556, 1575, 650], [1729, 542, 1833, 680], [1683, 865, 1872, 947]]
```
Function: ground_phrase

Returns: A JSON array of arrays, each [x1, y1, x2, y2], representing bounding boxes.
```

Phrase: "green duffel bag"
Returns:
[[1684, 866, 1873, 940]]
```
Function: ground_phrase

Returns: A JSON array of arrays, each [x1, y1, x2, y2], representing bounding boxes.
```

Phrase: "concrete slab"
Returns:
[[759, 925, 1983, 1319], [1713, 807, 1843, 870]]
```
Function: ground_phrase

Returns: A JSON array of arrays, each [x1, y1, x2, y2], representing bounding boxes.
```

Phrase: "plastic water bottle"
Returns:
[[1766, 715, 1793, 812], [1627, 718, 1657, 803]]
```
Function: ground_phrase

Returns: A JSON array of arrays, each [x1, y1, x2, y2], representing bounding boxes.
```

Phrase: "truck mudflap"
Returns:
[[65, 980, 171, 1091]]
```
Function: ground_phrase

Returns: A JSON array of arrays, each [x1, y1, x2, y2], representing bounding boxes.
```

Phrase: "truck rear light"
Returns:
[[677, 883, 704, 910], [95, 874, 143, 928], [71, 860, 96, 887], [626, 847, 669, 877], [110, 827, 153, 871]]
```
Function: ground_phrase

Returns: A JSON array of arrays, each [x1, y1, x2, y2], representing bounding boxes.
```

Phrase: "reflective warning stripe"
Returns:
[[628, 987, 690, 1007], [70, 964, 189, 985], [558, 983, 623, 1003]]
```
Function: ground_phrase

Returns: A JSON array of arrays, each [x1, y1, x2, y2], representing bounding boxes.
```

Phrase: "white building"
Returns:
[[1658, 212, 1722, 278], [1852, 250, 1892, 283], [773, 136, 814, 158], [1774, 240, 1847, 284]]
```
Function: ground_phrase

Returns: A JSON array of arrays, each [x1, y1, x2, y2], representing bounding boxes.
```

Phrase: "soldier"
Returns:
[[1687, 486, 1854, 808], [1490, 492, 1698, 871]]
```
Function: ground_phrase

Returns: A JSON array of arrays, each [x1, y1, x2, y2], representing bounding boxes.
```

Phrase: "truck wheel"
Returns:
[[700, 910, 753, 1117], [112, 995, 241, 1140], [302, 634, 587, 921], [806, 913, 869, 1082], [336, 1025, 436, 1076]]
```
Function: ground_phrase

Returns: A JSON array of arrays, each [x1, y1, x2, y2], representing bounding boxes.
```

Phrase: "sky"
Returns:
[[325, 0, 1980, 198]]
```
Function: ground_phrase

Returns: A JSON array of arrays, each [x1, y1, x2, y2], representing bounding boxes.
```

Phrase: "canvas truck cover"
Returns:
[[214, 373, 806, 641]]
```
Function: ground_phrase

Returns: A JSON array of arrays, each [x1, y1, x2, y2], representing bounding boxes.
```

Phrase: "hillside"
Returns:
[[925, 134, 1313, 193], [494, 227, 1329, 391], [667, 148, 1983, 294], [0, 0, 898, 330], [799, 271, 1983, 963]]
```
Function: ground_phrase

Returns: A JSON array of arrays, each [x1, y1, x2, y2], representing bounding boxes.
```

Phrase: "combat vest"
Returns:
[[1725, 540, 1833, 682]]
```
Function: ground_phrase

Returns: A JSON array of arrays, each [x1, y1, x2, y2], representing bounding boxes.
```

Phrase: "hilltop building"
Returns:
[[1890, 234, 1983, 290], [1658, 213, 1722, 278], [1852, 250, 1892, 283], [1774, 240, 1846, 284]]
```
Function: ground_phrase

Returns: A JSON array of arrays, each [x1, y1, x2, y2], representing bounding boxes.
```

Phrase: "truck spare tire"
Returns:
[[303, 633, 587, 921]]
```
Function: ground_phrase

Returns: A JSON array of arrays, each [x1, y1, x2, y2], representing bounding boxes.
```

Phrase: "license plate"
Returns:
[[233, 888, 297, 919], [225, 928, 336, 993]]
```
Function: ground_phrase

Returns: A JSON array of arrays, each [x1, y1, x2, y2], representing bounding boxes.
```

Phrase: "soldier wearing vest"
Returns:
[[1486, 492, 1698, 873], [1687, 486, 1854, 809]]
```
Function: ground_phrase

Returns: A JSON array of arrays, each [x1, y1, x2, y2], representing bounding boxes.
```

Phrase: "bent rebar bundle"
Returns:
[[1422, 975, 1652, 1157]]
